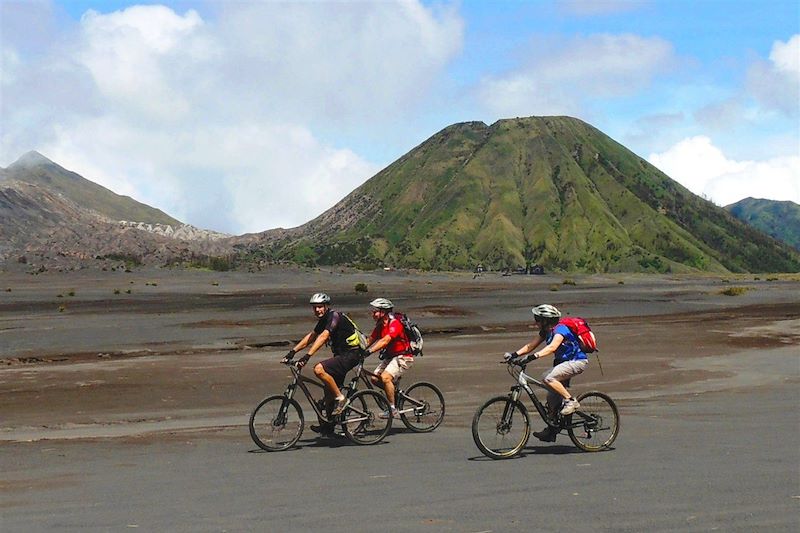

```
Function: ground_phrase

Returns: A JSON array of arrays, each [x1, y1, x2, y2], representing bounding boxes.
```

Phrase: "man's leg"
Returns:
[[378, 356, 412, 418], [314, 361, 348, 415]]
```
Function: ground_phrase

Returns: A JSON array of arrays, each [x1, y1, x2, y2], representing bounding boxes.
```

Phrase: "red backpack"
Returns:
[[558, 317, 598, 353]]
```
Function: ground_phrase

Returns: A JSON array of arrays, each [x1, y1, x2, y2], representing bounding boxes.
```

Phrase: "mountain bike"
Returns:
[[343, 359, 445, 433], [249, 359, 391, 451], [472, 360, 619, 459]]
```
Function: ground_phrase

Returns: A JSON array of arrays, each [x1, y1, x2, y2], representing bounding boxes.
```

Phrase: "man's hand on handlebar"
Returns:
[[281, 349, 296, 364], [295, 354, 311, 368]]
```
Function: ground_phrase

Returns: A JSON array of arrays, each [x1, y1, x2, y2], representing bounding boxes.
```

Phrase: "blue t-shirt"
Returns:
[[546, 324, 588, 365]]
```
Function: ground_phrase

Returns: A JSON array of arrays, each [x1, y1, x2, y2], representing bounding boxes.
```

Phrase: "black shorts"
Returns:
[[319, 350, 361, 387]]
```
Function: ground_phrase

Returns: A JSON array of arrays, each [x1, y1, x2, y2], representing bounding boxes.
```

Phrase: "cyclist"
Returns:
[[282, 293, 364, 433], [504, 304, 588, 442], [363, 297, 413, 419]]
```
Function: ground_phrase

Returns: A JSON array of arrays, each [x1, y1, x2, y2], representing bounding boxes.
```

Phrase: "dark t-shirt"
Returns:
[[314, 310, 359, 355]]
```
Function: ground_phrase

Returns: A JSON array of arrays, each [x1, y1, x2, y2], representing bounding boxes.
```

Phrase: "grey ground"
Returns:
[[1, 268, 799, 531]]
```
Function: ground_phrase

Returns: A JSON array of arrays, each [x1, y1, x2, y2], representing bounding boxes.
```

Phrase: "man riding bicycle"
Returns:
[[363, 297, 414, 419], [504, 304, 588, 442], [282, 293, 364, 433]]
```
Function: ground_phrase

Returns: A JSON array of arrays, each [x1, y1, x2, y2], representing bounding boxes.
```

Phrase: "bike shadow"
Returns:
[[466, 444, 581, 461]]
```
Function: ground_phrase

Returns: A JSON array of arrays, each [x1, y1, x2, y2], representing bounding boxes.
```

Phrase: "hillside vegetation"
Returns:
[[245, 116, 800, 273], [726, 198, 800, 251]]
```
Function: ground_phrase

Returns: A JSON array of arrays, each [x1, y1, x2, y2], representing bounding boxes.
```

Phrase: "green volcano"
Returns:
[[247, 116, 800, 273]]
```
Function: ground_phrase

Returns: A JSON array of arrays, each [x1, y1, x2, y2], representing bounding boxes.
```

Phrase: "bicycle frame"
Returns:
[[343, 359, 428, 417], [507, 364, 594, 431], [281, 363, 333, 423]]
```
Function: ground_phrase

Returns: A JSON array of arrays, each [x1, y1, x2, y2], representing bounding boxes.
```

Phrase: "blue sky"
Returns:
[[2, 0, 798, 234]]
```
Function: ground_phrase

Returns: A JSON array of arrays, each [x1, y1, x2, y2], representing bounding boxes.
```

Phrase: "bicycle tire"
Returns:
[[472, 396, 530, 460], [342, 389, 392, 445], [398, 381, 445, 433], [567, 391, 619, 452], [249, 395, 304, 451]]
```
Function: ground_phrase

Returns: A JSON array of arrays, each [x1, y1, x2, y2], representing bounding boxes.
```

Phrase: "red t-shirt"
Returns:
[[369, 315, 411, 359]]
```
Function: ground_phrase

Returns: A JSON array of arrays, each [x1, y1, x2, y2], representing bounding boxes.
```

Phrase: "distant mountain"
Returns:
[[243, 116, 800, 273], [726, 198, 800, 250], [1, 151, 181, 226], [0, 153, 230, 269]]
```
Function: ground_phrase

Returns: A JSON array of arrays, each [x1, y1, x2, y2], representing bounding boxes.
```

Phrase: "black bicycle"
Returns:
[[472, 360, 619, 459], [249, 359, 391, 451], [343, 361, 445, 433]]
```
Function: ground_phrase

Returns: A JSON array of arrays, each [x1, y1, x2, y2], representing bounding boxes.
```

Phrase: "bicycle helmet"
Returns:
[[531, 304, 561, 319], [369, 297, 394, 310], [309, 292, 331, 305]]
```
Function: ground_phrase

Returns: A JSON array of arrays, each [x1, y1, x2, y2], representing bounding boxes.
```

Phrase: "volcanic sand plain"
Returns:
[[1, 267, 798, 531]]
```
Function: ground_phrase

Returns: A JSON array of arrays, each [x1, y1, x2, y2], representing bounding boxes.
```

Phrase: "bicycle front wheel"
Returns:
[[398, 381, 445, 433], [472, 396, 530, 459], [342, 389, 392, 445], [249, 395, 304, 451], [567, 391, 619, 452]]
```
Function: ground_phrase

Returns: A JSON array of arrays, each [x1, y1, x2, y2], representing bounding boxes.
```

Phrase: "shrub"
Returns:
[[5, 288, 10, 292], [125, 289, 132, 294], [719, 286, 749, 296], [562, 279, 577, 286], [58, 305, 65, 312], [549, 285, 560, 291], [618, 280, 625, 285], [68, 290, 75, 297], [113, 289, 121, 295], [354, 283, 368, 293]]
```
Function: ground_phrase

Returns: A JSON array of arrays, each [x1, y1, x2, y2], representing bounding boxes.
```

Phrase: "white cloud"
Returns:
[[747, 34, 800, 117], [770, 34, 800, 74], [477, 34, 675, 118], [648, 136, 800, 206], [1, 2, 463, 234]]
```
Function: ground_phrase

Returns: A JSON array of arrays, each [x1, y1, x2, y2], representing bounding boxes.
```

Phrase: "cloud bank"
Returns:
[[1, 2, 464, 234], [648, 136, 800, 206]]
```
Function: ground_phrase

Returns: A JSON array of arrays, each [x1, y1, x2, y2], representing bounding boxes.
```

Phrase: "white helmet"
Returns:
[[532, 304, 561, 319], [369, 297, 394, 310], [309, 292, 331, 305]]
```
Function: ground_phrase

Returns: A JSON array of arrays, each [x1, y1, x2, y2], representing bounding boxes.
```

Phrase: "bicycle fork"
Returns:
[[274, 384, 297, 427], [498, 388, 523, 433]]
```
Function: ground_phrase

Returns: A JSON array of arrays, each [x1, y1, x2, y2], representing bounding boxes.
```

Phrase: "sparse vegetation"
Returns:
[[113, 289, 121, 295], [719, 286, 749, 296], [68, 290, 75, 296], [212, 281, 220, 286], [354, 283, 369, 293], [125, 289, 132, 294], [549, 285, 559, 291], [618, 280, 625, 284], [562, 279, 576, 286], [5, 288, 10, 292], [58, 305, 65, 312]]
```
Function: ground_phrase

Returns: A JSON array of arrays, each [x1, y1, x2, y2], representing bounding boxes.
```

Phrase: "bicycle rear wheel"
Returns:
[[472, 396, 530, 459], [249, 395, 304, 451], [567, 391, 619, 452], [398, 381, 445, 433], [342, 389, 391, 445]]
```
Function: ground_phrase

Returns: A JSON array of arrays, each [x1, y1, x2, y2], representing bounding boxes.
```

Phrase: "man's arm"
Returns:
[[366, 333, 393, 355], [306, 329, 331, 357]]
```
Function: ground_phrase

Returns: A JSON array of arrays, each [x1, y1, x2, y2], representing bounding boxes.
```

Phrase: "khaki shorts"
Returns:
[[374, 355, 414, 380]]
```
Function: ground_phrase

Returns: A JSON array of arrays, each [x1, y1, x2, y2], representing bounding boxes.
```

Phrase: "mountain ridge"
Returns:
[[242, 116, 800, 273], [1, 151, 181, 227], [725, 197, 800, 251]]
